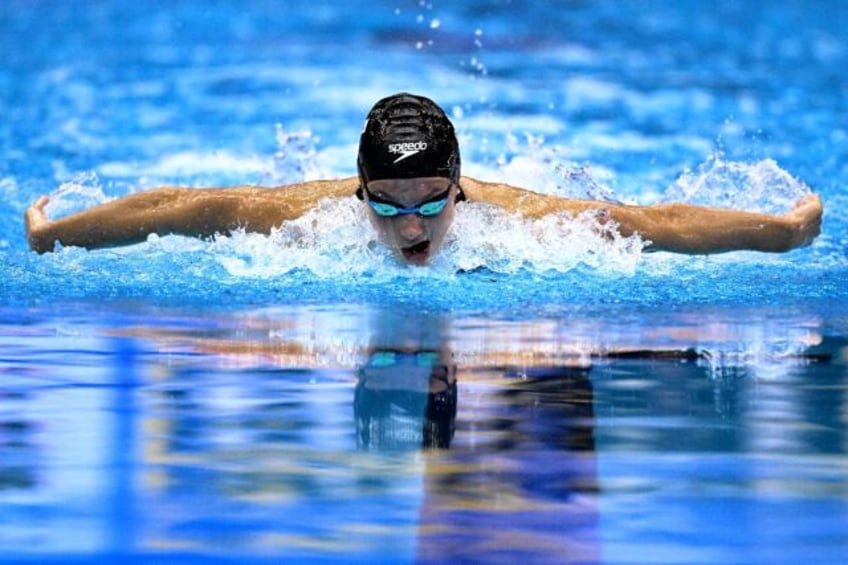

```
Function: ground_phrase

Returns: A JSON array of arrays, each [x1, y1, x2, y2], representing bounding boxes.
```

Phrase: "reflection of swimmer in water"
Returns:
[[354, 348, 457, 450], [354, 311, 457, 450], [26, 93, 822, 265]]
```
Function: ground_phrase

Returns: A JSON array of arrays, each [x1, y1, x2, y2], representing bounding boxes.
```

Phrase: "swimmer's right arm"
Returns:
[[25, 179, 359, 253]]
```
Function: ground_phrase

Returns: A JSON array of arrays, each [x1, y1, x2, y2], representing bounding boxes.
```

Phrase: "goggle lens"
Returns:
[[366, 184, 453, 217]]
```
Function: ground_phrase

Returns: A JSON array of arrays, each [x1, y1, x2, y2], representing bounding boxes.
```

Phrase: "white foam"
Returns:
[[46, 172, 108, 217], [664, 155, 811, 214], [212, 196, 396, 280], [208, 196, 644, 280], [439, 203, 644, 275]]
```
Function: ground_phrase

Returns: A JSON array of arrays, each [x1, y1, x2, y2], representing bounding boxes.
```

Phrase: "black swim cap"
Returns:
[[358, 93, 461, 184]]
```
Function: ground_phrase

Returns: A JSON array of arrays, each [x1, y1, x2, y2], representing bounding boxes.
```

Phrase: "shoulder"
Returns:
[[231, 177, 360, 226], [242, 177, 359, 209], [269, 177, 360, 199], [459, 176, 551, 214], [458, 176, 598, 218], [459, 176, 525, 204]]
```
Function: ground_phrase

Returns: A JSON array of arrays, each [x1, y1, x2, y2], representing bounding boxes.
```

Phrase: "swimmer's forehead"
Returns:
[[367, 177, 453, 200]]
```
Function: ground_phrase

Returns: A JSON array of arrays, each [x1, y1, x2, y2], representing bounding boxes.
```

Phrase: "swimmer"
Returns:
[[25, 93, 823, 264]]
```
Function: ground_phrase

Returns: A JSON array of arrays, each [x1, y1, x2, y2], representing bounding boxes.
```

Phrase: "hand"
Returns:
[[25, 196, 55, 253], [784, 194, 823, 250]]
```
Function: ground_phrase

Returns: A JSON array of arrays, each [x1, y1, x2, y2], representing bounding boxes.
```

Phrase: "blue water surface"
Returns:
[[1, 1, 847, 563]]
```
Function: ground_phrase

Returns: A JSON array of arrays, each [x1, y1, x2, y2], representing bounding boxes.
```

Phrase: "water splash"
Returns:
[[210, 197, 645, 280], [440, 203, 644, 275], [265, 124, 322, 184], [489, 140, 809, 215], [664, 154, 811, 214], [213, 196, 395, 280], [553, 162, 620, 202], [45, 172, 108, 217]]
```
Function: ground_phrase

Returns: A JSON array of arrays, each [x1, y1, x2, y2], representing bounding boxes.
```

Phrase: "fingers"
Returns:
[[795, 193, 822, 212], [25, 196, 54, 253], [27, 195, 50, 216], [790, 194, 822, 222], [791, 193, 823, 248], [25, 197, 48, 227]]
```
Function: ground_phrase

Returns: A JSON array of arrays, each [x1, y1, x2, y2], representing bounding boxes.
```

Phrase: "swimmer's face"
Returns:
[[363, 177, 458, 265]]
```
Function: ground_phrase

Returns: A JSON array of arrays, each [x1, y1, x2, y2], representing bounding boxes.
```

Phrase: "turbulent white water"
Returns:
[[664, 155, 813, 214]]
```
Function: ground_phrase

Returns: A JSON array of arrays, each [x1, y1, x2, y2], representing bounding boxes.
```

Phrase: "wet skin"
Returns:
[[363, 177, 459, 265]]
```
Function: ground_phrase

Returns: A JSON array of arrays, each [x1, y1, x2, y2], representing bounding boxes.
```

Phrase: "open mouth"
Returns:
[[401, 240, 431, 264]]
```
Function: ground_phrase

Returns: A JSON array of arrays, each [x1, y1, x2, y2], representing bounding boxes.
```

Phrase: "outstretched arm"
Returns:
[[460, 177, 822, 254], [602, 194, 822, 253], [25, 178, 359, 253]]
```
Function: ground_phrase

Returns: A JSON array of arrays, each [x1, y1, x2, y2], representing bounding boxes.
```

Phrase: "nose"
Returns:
[[397, 214, 425, 241]]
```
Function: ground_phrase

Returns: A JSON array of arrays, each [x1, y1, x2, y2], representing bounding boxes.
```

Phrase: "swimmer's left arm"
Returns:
[[461, 177, 823, 254], [606, 194, 823, 253]]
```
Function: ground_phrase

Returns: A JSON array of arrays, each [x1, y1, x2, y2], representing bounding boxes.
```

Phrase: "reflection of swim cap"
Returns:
[[358, 93, 461, 184]]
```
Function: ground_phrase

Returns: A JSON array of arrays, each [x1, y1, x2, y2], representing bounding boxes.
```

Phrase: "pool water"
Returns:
[[2, 305, 846, 563], [2, 1, 847, 563]]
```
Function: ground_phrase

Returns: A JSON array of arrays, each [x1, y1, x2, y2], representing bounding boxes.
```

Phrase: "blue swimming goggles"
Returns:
[[364, 184, 453, 217], [366, 350, 442, 368]]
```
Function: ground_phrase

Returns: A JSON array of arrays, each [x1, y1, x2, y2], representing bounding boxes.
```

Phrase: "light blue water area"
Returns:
[[2, 1, 848, 563]]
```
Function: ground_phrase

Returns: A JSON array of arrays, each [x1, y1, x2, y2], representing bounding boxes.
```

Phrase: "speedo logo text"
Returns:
[[388, 141, 427, 163]]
